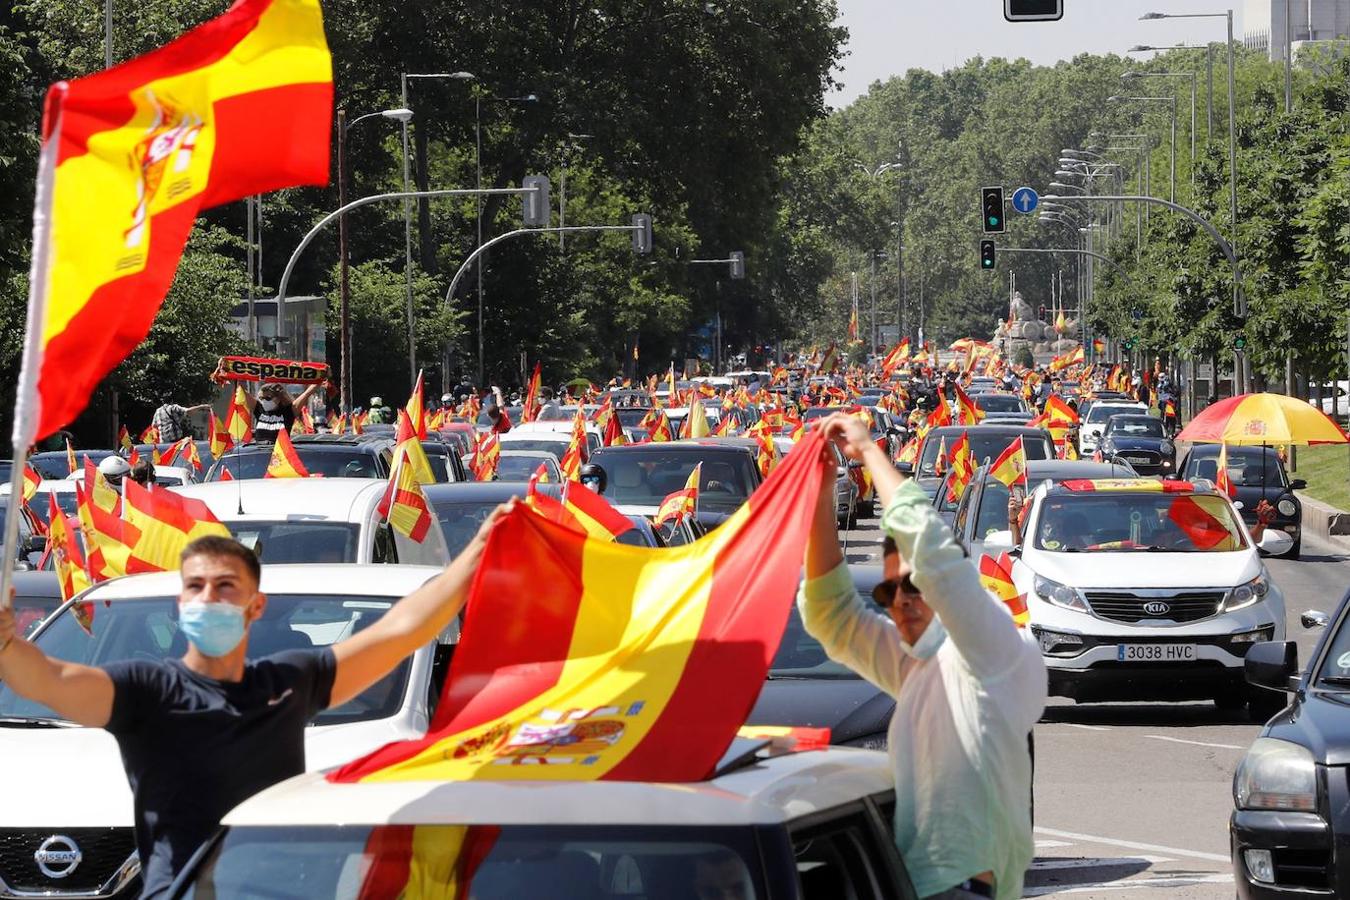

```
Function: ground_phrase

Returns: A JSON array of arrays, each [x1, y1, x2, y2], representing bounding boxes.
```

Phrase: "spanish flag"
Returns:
[[682, 395, 711, 439], [654, 463, 700, 526], [1092, 336, 1105, 355], [521, 362, 542, 423], [1214, 443, 1235, 497], [378, 447, 433, 543], [559, 408, 587, 482], [945, 430, 975, 504], [118, 426, 133, 454], [208, 409, 234, 458], [47, 495, 93, 604], [988, 436, 1028, 489], [21, 464, 42, 505], [14, 0, 332, 443], [264, 427, 309, 478], [331, 430, 829, 784], [224, 385, 254, 444], [525, 478, 634, 542], [405, 370, 427, 440], [393, 409, 436, 485], [471, 431, 500, 481], [954, 383, 983, 425], [122, 478, 232, 569], [978, 552, 1028, 626], [642, 409, 673, 443], [1044, 393, 1079, 425]]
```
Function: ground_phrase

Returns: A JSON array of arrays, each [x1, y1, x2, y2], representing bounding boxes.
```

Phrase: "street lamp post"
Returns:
[[1107, 95, 1177, 203], [1122, 71, 1197, 189], [336, 106, 413, 413], [1128, 45, 1215, 142]]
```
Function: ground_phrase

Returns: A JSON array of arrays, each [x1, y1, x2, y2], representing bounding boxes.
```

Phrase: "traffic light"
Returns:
[[1233, 334, 1247, 351], [1004, 0, 1063, 21], [522, 175, 551, 227], [631, 214, 653, 255], [981, 186, 1005, 234], [979, 240, 996, 270], [729, 250, 745, 279]]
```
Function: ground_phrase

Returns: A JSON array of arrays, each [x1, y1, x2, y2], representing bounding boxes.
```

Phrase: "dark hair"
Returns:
[[129, 458, 154, 485], [882, 536, 897, 556], [261, 383, 294, 409], [181, 535, 261, 585]]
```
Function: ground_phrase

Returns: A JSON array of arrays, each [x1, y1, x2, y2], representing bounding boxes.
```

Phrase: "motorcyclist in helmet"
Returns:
[[98, 455, 132, 493]]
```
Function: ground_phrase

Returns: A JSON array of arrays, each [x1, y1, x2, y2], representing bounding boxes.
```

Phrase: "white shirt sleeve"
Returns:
[[797, 561, 913, 698]]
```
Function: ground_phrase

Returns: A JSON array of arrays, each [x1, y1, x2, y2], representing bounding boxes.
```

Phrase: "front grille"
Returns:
[[1083, 590, 1226, 624], [1113, 449, 1161, 467], [0, 828, 136, 894], [1272, 847, 1330, 889]]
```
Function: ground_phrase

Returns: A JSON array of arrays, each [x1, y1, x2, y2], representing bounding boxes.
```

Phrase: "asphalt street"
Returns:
[[840, 515, 1350, 899]]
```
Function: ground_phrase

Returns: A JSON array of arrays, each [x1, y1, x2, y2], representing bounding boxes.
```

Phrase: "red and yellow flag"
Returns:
[[521, 363, 542, 423], [471, 432, 500, 482], [945, 431, 975, 504], [208, 409, 233, 459], [559, 408, 588, 482], [21, 464, 42, 505], [405, 370, 427, 440], [927, 397, 952, 429], [394, 409, 436, 485], [954, 383, 983, 425], [681, 395, 711, 439], [654, 463, 700, 526], [264, 427, 310, 478], [224, 385, 254, 444], [117, 426, 133, 454], [1044, 393, 1079, 424], [47, 495, 93, 605], [642, 409, 672, 443], [378, 447, 433, 543], [15, 0, 331, 442], [978, 551, 1028, 626], [122, 478, 231, 570], [331, 430, 829, 784], [525, 478, 634, 542], [1214, 443, 1235, 497], [988, 436, 1028, 489]]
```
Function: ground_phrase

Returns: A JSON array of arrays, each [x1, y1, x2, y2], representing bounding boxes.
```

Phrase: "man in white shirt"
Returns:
[[801, 414, 1047, 900]]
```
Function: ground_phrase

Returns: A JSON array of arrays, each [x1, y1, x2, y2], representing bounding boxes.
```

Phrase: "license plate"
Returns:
[[1117, 644, 1196, 662]]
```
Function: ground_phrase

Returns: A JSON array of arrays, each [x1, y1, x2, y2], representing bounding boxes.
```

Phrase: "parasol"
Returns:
[[1176, 393, 1348, 447]]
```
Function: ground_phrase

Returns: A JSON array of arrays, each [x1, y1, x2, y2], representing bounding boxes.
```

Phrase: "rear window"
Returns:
[[592, 450, 756, 512], [498, 438, 568, 461], [184, 825, 767, 900], [210, 450, 382, 480], [496, 455, 555, 482], [1086, 405, 1139, 424], [229, 522, 361, 564], [975, 395, 1025, 413], [918, 432, 1050, 477]]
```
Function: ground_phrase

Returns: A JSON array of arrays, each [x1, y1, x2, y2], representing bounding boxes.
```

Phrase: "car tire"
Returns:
[[1247, 686, 1288, 724]]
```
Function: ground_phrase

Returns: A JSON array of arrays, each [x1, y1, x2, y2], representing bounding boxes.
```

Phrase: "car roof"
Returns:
[[925, 424, 1046, 438], [11, 570, 61, 597], [423, 481, 536, 502], [78, 564, 442, 602], [172, 478, 386, 521], [222, 747, 892, 828], [980, 460, 1136, 482], [592, 442, 752, 457], [290, 434, 394, 448]]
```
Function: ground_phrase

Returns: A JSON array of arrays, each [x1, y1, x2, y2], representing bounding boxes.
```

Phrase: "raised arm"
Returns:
[[293, 383, 321, 407], [328, 500, 513, 707], [0, 607, 114, 727]]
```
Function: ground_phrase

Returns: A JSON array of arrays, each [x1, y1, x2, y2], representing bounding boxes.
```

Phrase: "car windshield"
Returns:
[[0, 595, 410, 726], [183, 825, 766, 900], [26, 489, 79, 526], [918, 432, 1050, 477], [1314, 609, 1350, 688], [499, 438, 568, 461], [1107, 417, 1164, 437], [211, 450, 381, 480], [1033, 493, 1246, 553], [594, 451, 756, 512], [476, 406, 523, 427], [226, 522, 361, 564], [1185, 449, 1287, 488], [496, 455, 554, 482], [976, 394, 1025, 413], [432, 499, 516, 557], [13, 593, 60, 639], [1086, 405, 1138, 424]]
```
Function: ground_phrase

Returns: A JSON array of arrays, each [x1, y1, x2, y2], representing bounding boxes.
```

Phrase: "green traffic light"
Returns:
[[988, 216, 999, 226]]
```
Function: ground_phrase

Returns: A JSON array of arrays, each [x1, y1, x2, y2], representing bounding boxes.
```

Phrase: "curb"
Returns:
[[1296, 493, 1350, 551]]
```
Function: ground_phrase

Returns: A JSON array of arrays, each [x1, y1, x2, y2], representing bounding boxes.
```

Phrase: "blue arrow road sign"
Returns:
[[1012, 187, 1039, 214]]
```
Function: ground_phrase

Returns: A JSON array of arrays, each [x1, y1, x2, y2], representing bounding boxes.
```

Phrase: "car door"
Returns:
[[788, 801, 915, 899]]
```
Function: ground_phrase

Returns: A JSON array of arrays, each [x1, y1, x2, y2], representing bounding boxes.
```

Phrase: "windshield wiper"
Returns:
[[0, 715, 75, 728], [1318, 675, 1350, 686]]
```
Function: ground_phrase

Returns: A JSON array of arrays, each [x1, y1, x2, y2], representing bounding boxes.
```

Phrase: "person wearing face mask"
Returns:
[[252, 382, 320, 443], [0, 505, 512, 899], [801, 414, 1047, 900]]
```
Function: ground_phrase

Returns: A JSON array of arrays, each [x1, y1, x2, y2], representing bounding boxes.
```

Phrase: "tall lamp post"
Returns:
[[1122, 71, 1197, 189], [1107, 95, 1177, 203], [336, 106, 413, 413], [1128, 45, 1215, 142]]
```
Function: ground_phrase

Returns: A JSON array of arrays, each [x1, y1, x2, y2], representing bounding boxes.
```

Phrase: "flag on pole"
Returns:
[[1044, 394, 1079, 424], [405, 370, 427, 440], [944, 431, 975, 503], [642, 409, 672, 443], [225, 385, 254, 444], [13, 0, 332, 443], [654, 464, 700, 526], [953, 383, 984, 425], [682, 395, 711, 439], [471, 432, 500, 482], [264, 427, 310, 478], [208, 409, 233, 459], [65, 438, 77, 476], [47, 495, 93, 603], [121, 478, 232, 570], [377, 447, 434, 543], [22, 465, 42, 505], [330, 429, 830, 785], [117, 426, 133, 454], [394, 409, 436, 485], [1214, 443, 1235, 497], [559, 408, 588, 482], [524, 478, 634, 542], [521, 363, 542, 423], [978, 552, 1028, 627], [988, 436, 1028, 489]]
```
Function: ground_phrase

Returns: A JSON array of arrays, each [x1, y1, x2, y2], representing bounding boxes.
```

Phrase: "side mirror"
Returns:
[[1289, 479, 1307, 491], [579, 464, 606, 494], [895, 461, 914, 475], [983, 529, 1016, 554], [22, 535, 47, 556], [1257, 529, 1294, 555], [1300, 610, 1330, 630], [1244, 640, 1299, 693]]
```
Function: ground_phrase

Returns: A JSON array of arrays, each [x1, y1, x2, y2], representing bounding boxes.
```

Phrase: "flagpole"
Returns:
[[1, 92, 63, 610]]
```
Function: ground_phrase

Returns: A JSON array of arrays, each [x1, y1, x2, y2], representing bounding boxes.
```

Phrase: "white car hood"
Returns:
[[1022, 547, 1260, 591], [0, 719, 422, 828]]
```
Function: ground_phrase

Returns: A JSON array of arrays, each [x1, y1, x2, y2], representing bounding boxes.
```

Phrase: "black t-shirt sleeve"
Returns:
[[268, 647, 337, 716], [102, 660, 171, 735]]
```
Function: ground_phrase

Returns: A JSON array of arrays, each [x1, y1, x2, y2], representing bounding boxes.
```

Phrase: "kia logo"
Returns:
[[34, 834, 81, 879], [1143, 601, 1171, 616]]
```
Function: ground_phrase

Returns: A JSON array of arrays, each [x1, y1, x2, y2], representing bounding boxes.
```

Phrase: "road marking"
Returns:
[[1035, 840, 1073, 849], [1030, 855, 1172, 870], [1144, 734, 1244, 750], [1023, 873, 1233, 896], [1034, 826, 1230, 863], [1057, 722, 1109, 731]]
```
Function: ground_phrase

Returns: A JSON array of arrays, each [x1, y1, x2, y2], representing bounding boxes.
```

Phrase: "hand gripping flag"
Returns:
[[988, 436, 1028, 489], [13, 0, 331, 443], [331, 429, 829, 784], [378, 447, 434, 543], [525, 476, 634, 542], [121, 478, 231, 569], [264, 427, 309, 478], [978, 552, 1028, 627], [654, 463, 700, 526]]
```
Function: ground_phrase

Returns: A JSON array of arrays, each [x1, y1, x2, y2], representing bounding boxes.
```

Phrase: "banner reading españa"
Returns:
[[331, 430, 830, 784], [18, 0, 332, 443]]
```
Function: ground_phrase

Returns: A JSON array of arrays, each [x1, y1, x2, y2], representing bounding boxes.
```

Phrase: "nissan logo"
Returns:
[[34, 834, 82, 879], [1142, 601, 1171, 616]]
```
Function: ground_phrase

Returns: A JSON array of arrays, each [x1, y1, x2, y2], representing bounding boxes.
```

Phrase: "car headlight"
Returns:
[[1034, 574, 1088, 612], [842, 733, 888, 751], [1031, 626, 1086, 656], [1234, 737, 1317, 811], [1160, 440, 1175, 455], [1227, 574, 1271, 611], [1277, 497, 1297, 517]]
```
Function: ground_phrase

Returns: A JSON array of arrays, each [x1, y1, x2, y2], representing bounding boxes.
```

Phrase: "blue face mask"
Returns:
[[900, 616, 947, 660], [178, 601, 249, 658]]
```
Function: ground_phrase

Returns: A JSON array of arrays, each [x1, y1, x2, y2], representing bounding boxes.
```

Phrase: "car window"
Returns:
[[771, 606, 857, 679], [1086, 405, 1137, 424], [0, 596, 411, 726], [1034, 493, 1246, 553], [211, 449, 380, 480], [1107, 417, 1163, 437], [791, 811, 900, 900], [975, 394, 1024, 413], [918, 432, 1049, 477], [497, 455, 555, 482], [432, 499, 510, 558], [973, 480, 1011, 541], [594, 451, 756, 512], [498, 438, 568, 462], [953, 481, 974, 537], [1184, 449, 1286, 488], [184, 825, 768, 900], [229, 522, 361, 564]]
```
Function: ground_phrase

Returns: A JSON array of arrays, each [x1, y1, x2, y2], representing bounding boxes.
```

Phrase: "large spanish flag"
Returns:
[[331, 429, 829, 784], [14, 0, 331, 444]]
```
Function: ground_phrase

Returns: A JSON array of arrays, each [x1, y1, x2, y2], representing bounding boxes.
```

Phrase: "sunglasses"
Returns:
[[871, 573, 920, 609]]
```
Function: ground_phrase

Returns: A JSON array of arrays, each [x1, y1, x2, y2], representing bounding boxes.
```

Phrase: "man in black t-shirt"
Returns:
[[0, 513, 510, 898]]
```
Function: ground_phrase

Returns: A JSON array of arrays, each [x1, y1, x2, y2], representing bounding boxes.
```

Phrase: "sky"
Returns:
[[829, 0, 1252, 107]]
